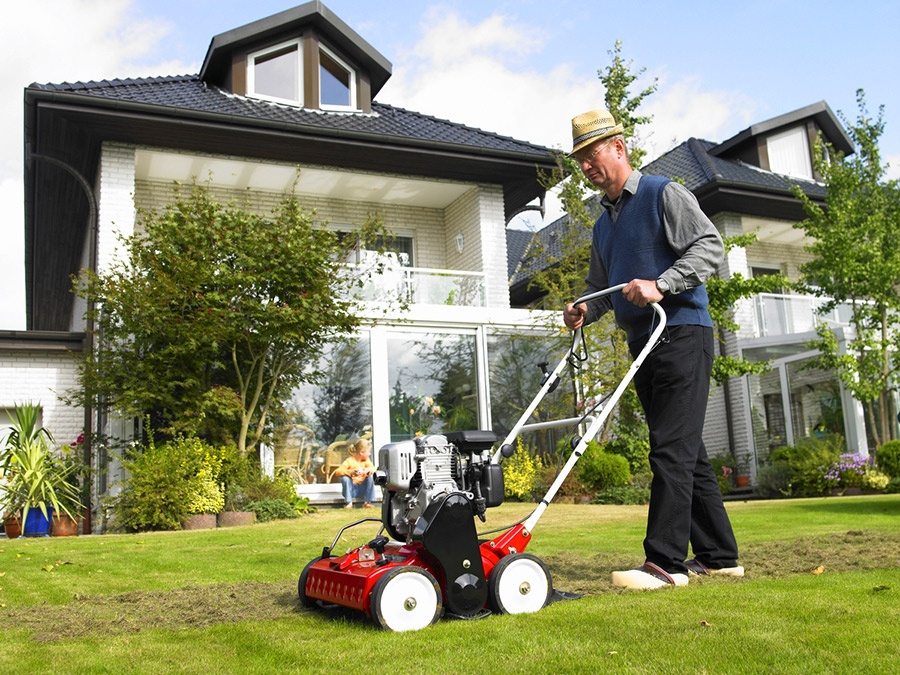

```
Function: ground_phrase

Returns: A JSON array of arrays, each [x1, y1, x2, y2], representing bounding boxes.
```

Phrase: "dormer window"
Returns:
[[767, 127, 813, 179], [247, 39, 303, 106], [319, 44, 356, 110], [201, 5, 390, 115]]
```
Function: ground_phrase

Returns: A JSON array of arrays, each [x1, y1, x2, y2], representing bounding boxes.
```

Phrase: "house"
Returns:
[[510, 101, 870, 480], [17, 1, 560, 518]]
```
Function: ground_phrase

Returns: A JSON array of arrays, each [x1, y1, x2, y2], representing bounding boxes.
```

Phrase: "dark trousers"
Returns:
[[629, 324, 739, 575]]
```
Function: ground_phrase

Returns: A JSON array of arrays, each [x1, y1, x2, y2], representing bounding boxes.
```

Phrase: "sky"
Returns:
[[2, 0, 899, 330]]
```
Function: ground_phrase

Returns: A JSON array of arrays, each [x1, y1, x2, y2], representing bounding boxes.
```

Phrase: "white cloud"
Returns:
[[381, 9, 606, 152], [640, 75, 758, 163], [0, 178, 25, 330], [885, 154, 900, 181], [380, 11, 757, 231], [0, 0, 191, 329]]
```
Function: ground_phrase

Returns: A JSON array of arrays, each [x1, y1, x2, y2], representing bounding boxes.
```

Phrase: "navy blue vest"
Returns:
[[592, 175, 712, 343]]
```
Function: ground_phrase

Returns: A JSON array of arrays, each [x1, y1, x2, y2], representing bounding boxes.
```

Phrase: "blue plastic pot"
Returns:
[[22, 507, 53, 537]]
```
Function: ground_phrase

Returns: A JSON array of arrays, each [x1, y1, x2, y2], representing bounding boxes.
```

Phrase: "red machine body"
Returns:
[[303, 523, 533, 616]]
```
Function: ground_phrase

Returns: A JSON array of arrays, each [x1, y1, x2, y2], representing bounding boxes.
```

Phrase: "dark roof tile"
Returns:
[[29, 75, 552, 156], [507, 136, 828, 291]]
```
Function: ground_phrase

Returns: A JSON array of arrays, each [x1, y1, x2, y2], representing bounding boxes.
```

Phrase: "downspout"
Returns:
[[25, 147, 97, 535]]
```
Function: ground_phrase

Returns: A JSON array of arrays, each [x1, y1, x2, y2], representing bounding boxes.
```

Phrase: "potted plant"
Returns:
[[217, 483, 255, 528], [2, 484, 23, 539], [1, 403, 83, 537], [181, 460, 224, 530], [51, 443, 86, 536]]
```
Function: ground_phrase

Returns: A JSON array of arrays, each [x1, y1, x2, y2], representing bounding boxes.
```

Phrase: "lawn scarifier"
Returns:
[[299, 285, 666, 631]]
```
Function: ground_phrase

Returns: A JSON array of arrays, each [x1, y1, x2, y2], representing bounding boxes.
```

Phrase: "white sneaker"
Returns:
[[611, 562, 689, 590]]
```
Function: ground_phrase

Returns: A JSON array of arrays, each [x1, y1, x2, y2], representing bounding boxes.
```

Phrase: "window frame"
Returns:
[[318, 43, 358, 111], [246, 38, 304, 107]]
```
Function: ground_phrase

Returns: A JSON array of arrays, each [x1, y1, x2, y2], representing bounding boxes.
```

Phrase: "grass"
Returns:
[[0, 494, 898, 673]]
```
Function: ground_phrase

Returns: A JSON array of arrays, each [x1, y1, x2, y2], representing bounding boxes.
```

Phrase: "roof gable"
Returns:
[[709, 101, 853, 161]]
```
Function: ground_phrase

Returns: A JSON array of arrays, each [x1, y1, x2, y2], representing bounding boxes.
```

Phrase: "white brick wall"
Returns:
[[0, 350, 84, 445], [96, 143, 136, 276], [134, 167, 511, 309], [477, 184, 509, 308]]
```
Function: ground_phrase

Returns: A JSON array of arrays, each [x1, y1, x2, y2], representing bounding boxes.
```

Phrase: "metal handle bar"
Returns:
[[492, 283, 631, 463], [572, 282, 627, 308], [521, 301, 665, 534]]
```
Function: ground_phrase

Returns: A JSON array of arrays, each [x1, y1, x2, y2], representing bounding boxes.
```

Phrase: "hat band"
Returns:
[[573, 126, 616, 147]]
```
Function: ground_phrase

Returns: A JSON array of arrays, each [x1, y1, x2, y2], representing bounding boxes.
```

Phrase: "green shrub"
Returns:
[[536, 464, 587, 497], [187, 473, 224, 514], [242, 470, 295, 503], [248, 498, 298, 522], [591, 485, 650, 505], [575, 442, 630, 493], [876, 440, 900, 478], [503, 439, 543, 500], [754, 462, 793, 498], [604, 433, 650, 474], [770, 435, 844, 497], [111, 436, 221, 531], [884, 476, 900, 494], [862, 469, 890, 491], [241, 469, 314, 514]]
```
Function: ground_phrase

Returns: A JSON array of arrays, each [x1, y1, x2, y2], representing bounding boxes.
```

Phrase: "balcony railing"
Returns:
[[751, 293, 853, 338], [347, 264, 486, 307]]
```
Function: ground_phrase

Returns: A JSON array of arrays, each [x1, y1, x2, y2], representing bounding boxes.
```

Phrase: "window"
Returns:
[[387, 331, 478, 442], [247, 39, 303, 105], [281, 335, 373, 483], [319, 44, 356, 110], [767, 127, 813, 179]]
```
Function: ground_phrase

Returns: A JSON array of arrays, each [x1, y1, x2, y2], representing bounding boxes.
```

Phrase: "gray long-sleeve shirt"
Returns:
[[582, 170, 724, 325]]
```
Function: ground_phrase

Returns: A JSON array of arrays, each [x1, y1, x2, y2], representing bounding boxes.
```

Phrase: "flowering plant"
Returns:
[[821, 453, 869, 490]]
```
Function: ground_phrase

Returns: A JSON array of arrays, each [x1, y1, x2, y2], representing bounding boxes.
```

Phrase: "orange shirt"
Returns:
[[335, 456, 375, 484]]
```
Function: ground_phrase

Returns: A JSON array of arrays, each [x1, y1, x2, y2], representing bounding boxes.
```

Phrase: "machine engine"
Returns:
[[374, 430, 504, 541]]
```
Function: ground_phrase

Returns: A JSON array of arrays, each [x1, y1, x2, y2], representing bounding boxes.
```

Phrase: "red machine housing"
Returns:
[[302, 523, 533, 616]]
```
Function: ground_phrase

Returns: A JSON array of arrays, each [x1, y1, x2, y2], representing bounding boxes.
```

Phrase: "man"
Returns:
[[334, 438, 376, 509], [563, 108, 742, 590]]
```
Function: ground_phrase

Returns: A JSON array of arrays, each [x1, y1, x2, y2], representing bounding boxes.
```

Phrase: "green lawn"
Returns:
[[1, 494, 898, 674]]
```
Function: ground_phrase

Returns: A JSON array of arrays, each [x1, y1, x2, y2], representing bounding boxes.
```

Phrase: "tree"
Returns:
[[71, 182, 392, 454], [599, 39, 658, 170], [705, 232, 788, 385], [528, 41, 658, 463], [529, 42, 782, 464], [792, 90, 900, 447]]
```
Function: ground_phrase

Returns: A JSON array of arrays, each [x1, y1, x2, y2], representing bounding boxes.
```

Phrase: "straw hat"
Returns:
[[569, 108, 624, 156]]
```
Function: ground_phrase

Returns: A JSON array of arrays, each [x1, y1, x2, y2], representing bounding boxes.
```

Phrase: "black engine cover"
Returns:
[[411, 492, 486, 616]]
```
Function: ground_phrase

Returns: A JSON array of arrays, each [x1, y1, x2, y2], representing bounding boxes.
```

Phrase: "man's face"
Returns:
[[575, 138, 617, 190]]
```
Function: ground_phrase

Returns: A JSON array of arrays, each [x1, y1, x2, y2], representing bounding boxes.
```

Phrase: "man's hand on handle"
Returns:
[[563, 279, 663, 328], [563, 302, 587, 330], [623, 279, 663, 308]]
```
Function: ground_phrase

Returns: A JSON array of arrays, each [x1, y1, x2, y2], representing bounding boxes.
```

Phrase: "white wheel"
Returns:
[[370, 566, 442, 632], [488, 553, 552, 615]]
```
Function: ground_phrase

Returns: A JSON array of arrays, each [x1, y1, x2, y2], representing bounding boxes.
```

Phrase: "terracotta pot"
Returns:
[[735, 475, 750, 488], [4, 515, 22, 539], [180, 513, 217, 530], [51, 513, 80, 537], [216, 511, 255, 528]]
